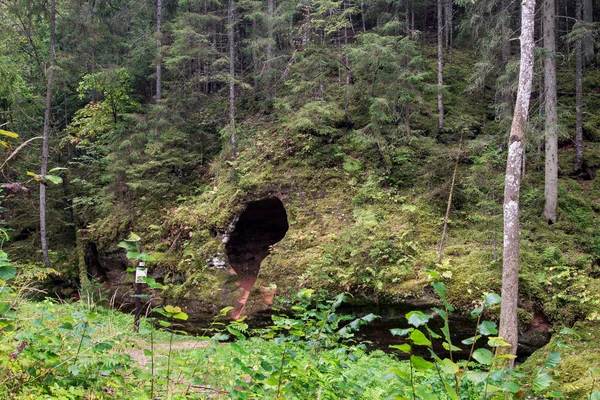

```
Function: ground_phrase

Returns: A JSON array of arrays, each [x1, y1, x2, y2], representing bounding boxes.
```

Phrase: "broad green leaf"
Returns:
[[501, 381, 521, 394], [361, 313, 377, 322], [409, 329, 431, 346], [495, 354, 517, 360], [44, 175, 63, 184], [406, 311, 431, 327], [126, 251, 141, 260], [478, 320, 498, 336], [425, 269, 440, 280], [470, 305, 484, 318], [590, 391, 600, 400], [390, 328, 413, 336], [48, 167, 67, 173], [547, 392, 565, 398], [442, 342, 461, 352], [143, 349, 153, 356], [488, 336, 511, 348], [532, 373, 553, 392], [431, 281, 446, 299], [385, 368, 410, 381], [472, 348, 493, 365], [164, 305, 181, 314], [439, 358, 459, 375], [0, 265, 16, 280], [462, 335, 480, 345], [172, 312, 188, 320], [138, 253, 156, 262], [410, 355, 433, 371], [483, 293, 502, 307], [389, 344, 411, 353], [442, 381, 459, 400], [464, 371, 487, 384], [118, 241, 137, 250], [545, 350, 561, 369], [0, 129, 18, 138]]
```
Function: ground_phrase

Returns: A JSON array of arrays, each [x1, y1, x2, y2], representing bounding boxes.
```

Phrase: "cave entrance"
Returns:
[[225, 197, 289, 292]]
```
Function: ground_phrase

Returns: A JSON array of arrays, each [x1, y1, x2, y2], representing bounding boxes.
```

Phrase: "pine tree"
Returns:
[[542, 0, 558, 224]]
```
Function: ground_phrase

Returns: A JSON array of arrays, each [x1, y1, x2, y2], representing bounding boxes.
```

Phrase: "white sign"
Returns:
[[135, 265, 147, 284]]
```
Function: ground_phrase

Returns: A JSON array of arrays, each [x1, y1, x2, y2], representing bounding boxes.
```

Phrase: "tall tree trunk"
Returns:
[[156, 0, 162, 102], [437, 0, 444, 131], [266, 0, 274, 99], [542, 0, 558, 224], [445, 0, 453, 60], [40, 0, 56, 269], [583, 0, 594, 64], [501, 0, 513, 116], [499, 0, 536, 366], [229, 0, 237, 157], [575, 0, 585, 171], [344, 0, 351, 120]]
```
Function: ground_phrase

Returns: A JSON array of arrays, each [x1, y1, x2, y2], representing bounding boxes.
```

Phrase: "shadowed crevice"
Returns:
[[225, 197, 288, 292]]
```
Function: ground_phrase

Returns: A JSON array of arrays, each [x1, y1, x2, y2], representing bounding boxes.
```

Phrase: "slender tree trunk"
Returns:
[[437, 0, 444, 131], [361, 0, 366, 32], [228, 0, 237, 157], [411, 0, 415, 33], [156, 0, 162, 103], [40, 0, 56, 269], [445, 0, 453, 61], [344, 0, 351, 120], [266, 0, 274, 99], [583, 0, 594, 64], [575, 0, 585, 171], [437, 134, 462, 263], [542, 0, 558, 224], [501, 0, 513, 116], [499, 0, 536, 366]]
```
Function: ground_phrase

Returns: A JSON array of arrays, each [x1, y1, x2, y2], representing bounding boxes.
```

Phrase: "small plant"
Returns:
[[386, 271, 570, 399]]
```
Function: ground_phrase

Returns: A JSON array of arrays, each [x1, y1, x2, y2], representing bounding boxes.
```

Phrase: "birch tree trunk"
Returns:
[[499, 0, 536, 365], [156, 0, 163, 103], [437, 0, 444, 131], [229, 0, 237, 156], [542, 0, 558, 224], [575, 0, 585, 171], [40, 0, 56, 269]]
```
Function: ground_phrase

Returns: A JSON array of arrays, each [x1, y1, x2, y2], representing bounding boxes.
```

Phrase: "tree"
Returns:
[[498, 0, 536, 365], [542, 0, 558, 224], [229, 0, 237, 157], [437, 0, 444, 131], [40, 0, 56, 269], [575, 0, 585, 172], [156, 0, 163, 103], [583, 0, 594, 64]]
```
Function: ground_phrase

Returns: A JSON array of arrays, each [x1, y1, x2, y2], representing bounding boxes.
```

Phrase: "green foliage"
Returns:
[[387, 278, 571, 399], [77, 68, 137, 123]]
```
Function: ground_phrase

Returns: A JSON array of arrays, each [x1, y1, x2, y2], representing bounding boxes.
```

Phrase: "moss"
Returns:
[[520, 321, 600, 399]]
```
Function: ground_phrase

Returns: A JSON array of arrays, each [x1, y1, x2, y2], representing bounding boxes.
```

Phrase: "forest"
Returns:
[[1, 0, 600, 397]]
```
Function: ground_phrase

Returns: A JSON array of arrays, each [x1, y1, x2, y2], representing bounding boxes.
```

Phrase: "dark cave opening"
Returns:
[[225, 197, 289, 291]]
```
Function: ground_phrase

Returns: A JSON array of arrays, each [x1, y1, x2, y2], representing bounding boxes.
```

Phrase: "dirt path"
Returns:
[[125, 339, 211, 369]]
